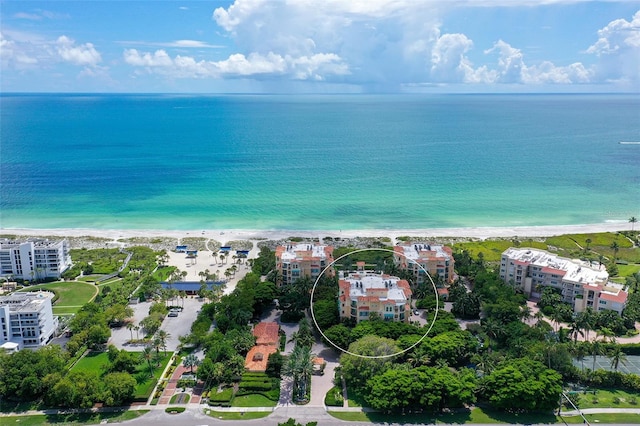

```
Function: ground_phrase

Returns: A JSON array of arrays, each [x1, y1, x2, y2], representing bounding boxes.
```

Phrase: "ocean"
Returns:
[[1, 93, 638, 231]]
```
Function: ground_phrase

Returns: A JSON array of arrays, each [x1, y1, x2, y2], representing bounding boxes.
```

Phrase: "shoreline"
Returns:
[[0, 222, 632, 243]]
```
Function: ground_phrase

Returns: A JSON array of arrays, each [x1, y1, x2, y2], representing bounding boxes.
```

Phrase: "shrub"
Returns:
[[208, 387, 234, 406], [165, 406, 185, 414], [324, 387, 344, 407]]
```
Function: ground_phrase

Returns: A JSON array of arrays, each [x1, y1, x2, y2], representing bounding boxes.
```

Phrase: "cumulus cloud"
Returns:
[[123, 48, 349, 80], [430, 32, 474, 82], [56, 35, 101, 66], [586, 10, 640, 85]]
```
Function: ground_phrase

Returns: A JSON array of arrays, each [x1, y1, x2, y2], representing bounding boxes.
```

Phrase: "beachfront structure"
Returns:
[[0, 239, 71, 280], [0, 291, 58, 350], [500, 248, 628, 315], [275, 243, 334, 286], [394, 243, 455, 284], [339, 272, 412, 323]]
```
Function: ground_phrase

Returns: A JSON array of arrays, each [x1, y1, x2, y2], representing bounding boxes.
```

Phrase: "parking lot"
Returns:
[[109, 296, 205, 352]]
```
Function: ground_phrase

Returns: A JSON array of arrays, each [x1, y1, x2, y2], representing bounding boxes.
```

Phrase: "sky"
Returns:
[[1, 0, 639, 93]]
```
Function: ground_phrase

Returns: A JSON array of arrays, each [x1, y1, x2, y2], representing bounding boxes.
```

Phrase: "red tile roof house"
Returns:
[[244, 321, 280, 372]]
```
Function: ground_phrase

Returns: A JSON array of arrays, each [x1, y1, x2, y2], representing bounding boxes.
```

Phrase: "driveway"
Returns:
[[158, 296, 205, 351], [109, 297, 205, 352]]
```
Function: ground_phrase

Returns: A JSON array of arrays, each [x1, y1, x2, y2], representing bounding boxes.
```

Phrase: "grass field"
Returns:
[[24, 281, 97, 315], [206, 410, 271, 420], [70, 352, 110, 374], [70, 351, 172, 401], [1, 410, 148, 425], [572, 388, 640, 409], [231, 394, 277, 407]]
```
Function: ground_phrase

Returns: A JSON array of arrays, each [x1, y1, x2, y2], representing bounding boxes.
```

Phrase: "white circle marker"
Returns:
[[310, 247, 439, 359]]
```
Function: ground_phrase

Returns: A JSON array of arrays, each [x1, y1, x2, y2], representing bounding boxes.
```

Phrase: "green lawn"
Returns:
[[70, 352, 110, 374], [1, 410, 148, 425], [25, 281, 97, 314], [572, 388, 640, 409], [70, 351, 172, 401], [231, 394, 277, 407], [205, 410, 271, 420], [329, 408, 549, 424], [563, 413, 640, 424], [453, 239, 548, 262], [618, 263, 640, 278]]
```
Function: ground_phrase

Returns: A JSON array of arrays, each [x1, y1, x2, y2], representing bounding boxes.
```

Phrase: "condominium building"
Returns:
[[499, 247, 628, 315], [275, 243, 334, 285], [338, 272, 412, 323], [0, 239, 71, 280], [394, 243, 455, 284], [0, 291, 58, 350]]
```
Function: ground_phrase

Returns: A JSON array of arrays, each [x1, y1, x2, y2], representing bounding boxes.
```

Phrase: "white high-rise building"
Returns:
[[0, 239, 71, 280], [0, 291, 58, 350], [500, 247, 628, 315]]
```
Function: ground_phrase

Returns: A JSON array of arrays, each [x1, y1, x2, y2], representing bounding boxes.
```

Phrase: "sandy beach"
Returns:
[[0, 221, 632, 244]]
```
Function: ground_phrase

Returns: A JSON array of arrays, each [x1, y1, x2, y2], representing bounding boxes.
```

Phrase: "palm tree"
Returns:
[[609, 346, 628, 371], [569, 319, 584, 342], [585, 238, 592, 251], [141, 346, 154, 377], [610, 241, 620, 261], [482, 318, 505, 348], [156, 330, 170, 355], [127, 322, 134, 341], [283, 345, 315, 402], [630, 216, 638, 231], [575, 309, 594, 341], [134, 325, 140, 340], [591, 340, 606, 371], [184, 353, 199, 374], [571, 342, 588, 373]]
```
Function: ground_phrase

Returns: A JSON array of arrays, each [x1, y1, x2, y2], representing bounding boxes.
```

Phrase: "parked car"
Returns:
[[168, 311, 179, 317]]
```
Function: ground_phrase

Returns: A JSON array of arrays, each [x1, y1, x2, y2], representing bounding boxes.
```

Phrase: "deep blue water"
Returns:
[[1, 93, 638, 230]]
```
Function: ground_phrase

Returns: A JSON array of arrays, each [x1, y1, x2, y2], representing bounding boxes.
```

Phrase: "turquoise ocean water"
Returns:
[[1, 93, 638, 231]]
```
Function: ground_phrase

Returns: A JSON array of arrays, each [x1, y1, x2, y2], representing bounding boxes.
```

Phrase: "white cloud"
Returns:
[[0, 32, 38, 67], [587, 10, 640, 55], [124, 49, 173, 67], [430, 32, 474, 82], [585, 10, 640, 86], [123, 48, 349, 80], [484, 40, 525, 83], [56, 35, 101, 66], [117, 40, 224, 49]]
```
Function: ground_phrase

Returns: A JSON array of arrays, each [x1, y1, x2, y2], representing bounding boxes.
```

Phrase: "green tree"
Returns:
[[481, 358, 562, 412], [630, 216, 638, 231], [312, 299, 339, 330], [608, 346, 628, 371], [102, 372, 136, 406], [184, 353, 200, 374], [283, 344, 315, 402], [340, 335, 399, 392], [141, 346, 154, 377], [289, 318, 315, 349]]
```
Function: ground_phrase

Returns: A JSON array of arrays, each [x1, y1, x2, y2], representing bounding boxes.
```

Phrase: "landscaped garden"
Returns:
[[24, 281, 98, 315], [71, 350, 172, 402]]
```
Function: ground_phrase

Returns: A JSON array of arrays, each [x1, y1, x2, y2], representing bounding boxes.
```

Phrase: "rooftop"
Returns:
[[503, 247, 609, 285], [253, 321, 280, 346], [395, 243, 452, 261], [340, 272, 410, 304], [277, 243, 332, 262]]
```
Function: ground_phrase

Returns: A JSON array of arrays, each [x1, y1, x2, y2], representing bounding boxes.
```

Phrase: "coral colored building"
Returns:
[[339, 272, 412, 323]]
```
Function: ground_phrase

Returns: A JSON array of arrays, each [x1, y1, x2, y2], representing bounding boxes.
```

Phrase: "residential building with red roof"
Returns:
[[394, 243, 455, 284], [275, 243, 334, 286], [339, 271, 412, 323], [244, 321, 280, 372], [500, 247, 627, 315]]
